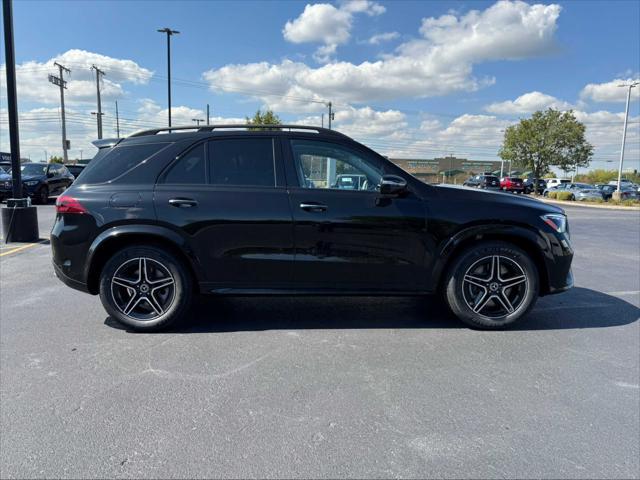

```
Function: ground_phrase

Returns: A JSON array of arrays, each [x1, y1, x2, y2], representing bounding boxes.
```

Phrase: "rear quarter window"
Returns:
[[79, 142, 169, 184]]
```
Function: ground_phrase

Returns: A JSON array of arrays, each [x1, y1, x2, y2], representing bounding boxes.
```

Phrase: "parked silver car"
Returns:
[[573, 187, 604, 201]]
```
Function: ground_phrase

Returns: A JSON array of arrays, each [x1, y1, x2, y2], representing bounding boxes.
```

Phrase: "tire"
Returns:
[[98, 245, 193, 332], [443, 241, 539, 329], [35, 186, 48, 204]]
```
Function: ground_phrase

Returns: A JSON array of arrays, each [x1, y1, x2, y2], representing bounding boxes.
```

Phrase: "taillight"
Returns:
[[541, 213, 567, 234], [56, 195, 87, 214]]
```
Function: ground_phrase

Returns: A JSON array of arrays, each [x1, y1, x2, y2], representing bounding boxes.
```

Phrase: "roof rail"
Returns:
[[128, 124, 349, 139]]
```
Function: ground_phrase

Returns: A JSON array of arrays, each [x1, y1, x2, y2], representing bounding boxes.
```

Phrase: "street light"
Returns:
[[157, 27, 180, 127], [615, 81, 639, 197], [192, 118, 204, 126]]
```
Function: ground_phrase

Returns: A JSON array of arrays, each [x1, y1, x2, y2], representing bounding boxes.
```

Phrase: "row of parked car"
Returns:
[[0, 162, 85, 204], [463, 174, 545, 194], [462, 174, 640, 201]]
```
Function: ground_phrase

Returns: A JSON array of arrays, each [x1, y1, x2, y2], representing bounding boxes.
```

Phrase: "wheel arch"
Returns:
[[433, 224, 552, 296], [85, 225, 203, 295]]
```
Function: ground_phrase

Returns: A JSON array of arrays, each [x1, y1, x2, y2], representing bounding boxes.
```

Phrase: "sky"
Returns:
[[0, 0, 639, 171]]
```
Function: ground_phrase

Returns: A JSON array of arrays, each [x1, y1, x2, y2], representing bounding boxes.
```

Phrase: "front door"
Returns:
[[154, 137, 294, 291], [285, 138, 427, 291]]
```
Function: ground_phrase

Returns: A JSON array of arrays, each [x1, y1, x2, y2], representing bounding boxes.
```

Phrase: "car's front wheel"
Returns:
[[99, 245, 193, 332], [443, 241, 539, 329]]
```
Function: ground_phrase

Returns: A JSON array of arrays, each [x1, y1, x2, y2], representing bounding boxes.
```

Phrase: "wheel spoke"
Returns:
[[502, 275, 526, 289], [490, 255, 500, 281], [495, 292, 515, 314], [472, 292, 492, 313], [123, 294, 143, 315], [150, 278, 174, 292], [463, 274, 488, 289], [145, 293, 164, 316], [141, 257, 151, 283], [112, 276, 137, 288]]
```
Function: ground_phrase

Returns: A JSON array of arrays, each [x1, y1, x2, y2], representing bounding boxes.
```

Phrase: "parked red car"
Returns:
[[500, 177, 525, 193]]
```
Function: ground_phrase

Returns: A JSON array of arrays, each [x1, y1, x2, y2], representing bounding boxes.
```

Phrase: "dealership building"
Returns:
[[389, 156, 503, 181]]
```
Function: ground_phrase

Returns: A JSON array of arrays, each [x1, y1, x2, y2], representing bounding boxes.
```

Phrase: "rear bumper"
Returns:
[[53, 260, 90, 294]]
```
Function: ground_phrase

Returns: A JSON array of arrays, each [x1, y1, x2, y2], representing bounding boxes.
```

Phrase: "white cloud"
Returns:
[[0, 49, 153, 106], [367, 32, 400, 45], [206, 1, 562, 109], [485, 91, 573, 114], [283, 1, 385, 63], [580, 78, 640, 103]]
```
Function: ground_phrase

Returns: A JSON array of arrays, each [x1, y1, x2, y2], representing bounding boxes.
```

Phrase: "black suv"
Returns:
[[51, 125, 573, 331], [463, 174, 500, 191], [0, 162, 75, 203]]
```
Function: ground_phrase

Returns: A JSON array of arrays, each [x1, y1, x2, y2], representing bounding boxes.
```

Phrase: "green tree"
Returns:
[[499, 109, 593, 194], [49, 156, 64, 164], [245, 109, 282, 130]]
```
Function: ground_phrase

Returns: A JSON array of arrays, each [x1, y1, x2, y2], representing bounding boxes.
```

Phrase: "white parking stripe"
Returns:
[[604, 291, 640, 296]]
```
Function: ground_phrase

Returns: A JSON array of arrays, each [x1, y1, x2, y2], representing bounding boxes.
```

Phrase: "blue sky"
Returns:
[[1, 0, 639, 170]]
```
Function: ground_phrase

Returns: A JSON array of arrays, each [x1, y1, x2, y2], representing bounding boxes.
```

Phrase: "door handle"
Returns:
[[300, 202, 327, 212], [168, 198, 198, 208]]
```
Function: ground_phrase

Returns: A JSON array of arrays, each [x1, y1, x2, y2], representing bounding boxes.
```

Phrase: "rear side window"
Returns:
[[80, 142, 168, 184], [208, 138, 275, 187], [163, 143, 206, 184]]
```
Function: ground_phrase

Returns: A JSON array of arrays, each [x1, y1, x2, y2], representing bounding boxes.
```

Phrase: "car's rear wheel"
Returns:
[[99, 245, 192, 332], [35, 186, 48, 204], [443, 241, 539, 329]]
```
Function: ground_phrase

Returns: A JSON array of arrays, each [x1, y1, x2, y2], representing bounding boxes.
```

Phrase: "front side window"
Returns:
[[208, 138, 275, 187], [290, 139, 383, 191], [163, 143, 206, 184]]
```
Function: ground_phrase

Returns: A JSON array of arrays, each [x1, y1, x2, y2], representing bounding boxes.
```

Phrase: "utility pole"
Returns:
[[91, 65, 105, 139], [326, 102, 334, 129], [49, 62, 70, 163], [2, 0, 39, 242], [206, 104, 210, 125], [115, 101, 120, 138], [321, 113, 324, 128], [192, 118, 204, 126], [157, 27, 180, 127], [615, 82, 638, 197]]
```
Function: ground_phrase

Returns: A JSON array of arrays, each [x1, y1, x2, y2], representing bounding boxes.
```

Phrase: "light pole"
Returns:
[[615, 82, 638, 197], [157, 27, 180, 127], [192, 118, 204, 126]]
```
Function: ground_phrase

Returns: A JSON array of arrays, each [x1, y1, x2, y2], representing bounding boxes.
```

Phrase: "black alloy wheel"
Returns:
[[99, 246, 192, 331], [444, 241, 539, 329]]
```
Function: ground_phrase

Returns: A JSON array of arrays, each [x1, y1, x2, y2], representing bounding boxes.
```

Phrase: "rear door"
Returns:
[[153, 136, 295, 291], [283, 137, 427, 291]]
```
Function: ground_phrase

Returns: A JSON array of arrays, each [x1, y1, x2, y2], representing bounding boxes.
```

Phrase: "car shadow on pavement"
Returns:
[[104, 287, 639, 333]]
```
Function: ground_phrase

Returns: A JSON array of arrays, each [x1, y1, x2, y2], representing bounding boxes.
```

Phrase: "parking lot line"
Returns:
[[0, 241, 45, 257]]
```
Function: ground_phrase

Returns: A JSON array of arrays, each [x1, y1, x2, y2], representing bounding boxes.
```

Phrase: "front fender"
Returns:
[[429, 222, 552, 290]]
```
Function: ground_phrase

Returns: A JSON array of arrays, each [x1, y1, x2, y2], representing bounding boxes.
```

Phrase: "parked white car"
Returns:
[[546, 178, 570, 188]]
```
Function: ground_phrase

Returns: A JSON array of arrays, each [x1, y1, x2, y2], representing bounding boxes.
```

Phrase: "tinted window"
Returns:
[[290, 139, 383, 191], [208, 138, 275, 187], [80, 142, 169, 184], [21, 164, 47, 176], [163, 143, 206, 184]]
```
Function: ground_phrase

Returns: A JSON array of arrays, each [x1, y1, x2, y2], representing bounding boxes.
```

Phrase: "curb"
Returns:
[[536, 197, 640, 211]]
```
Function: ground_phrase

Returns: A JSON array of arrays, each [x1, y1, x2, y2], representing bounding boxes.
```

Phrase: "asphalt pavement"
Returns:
[[1, 203, 639, 479]]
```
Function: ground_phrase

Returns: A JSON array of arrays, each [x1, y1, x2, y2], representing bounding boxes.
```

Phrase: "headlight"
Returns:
[[24, 180, 39, 186], [541, 213, 567, 234]]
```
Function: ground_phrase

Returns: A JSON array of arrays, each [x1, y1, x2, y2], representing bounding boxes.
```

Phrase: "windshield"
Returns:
[[20, 164, 47, 176]]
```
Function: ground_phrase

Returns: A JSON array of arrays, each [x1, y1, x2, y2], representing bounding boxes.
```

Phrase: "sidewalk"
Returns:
[[536, 196, 640, 211]]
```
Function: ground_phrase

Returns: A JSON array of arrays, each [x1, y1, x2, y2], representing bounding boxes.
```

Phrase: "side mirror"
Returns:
[[379, 175, 407, 195], [47, 172, 55, 178]]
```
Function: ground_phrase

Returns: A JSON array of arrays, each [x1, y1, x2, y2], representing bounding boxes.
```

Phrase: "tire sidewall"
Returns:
[[99, 245, 192, 331], [445, 242, 539, 329]]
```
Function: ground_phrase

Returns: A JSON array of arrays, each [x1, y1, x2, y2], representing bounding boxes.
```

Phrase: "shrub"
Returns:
[[556, 191, 574, 201], [547, 191, 558, 199]]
